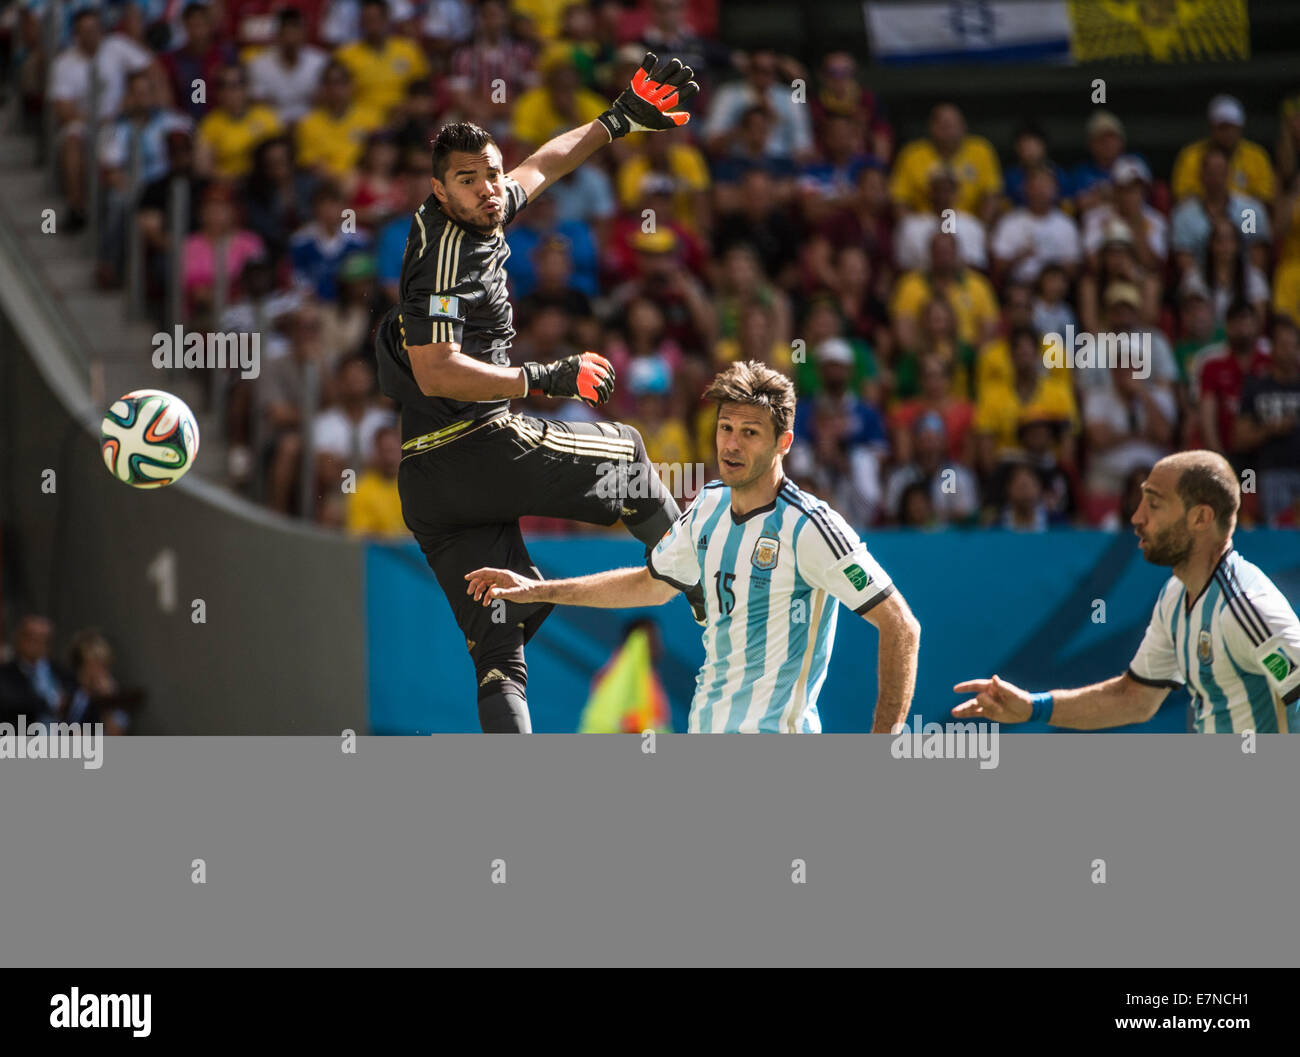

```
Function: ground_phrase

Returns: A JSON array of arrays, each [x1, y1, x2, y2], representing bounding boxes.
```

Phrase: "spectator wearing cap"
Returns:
[[511, 42, 610, 149], [1235, 316, 1300, 523], [893, 163, 986, 273], [888, 353, 975, 467], [605, 171, 707, 283], [333, 0, 430, 121], [1171, 94, 1275, 205], [346, 424, 408, 537], [791, 302, 880, 403], [990, 165, 1080, 286], [891, 231, 999, 360], [294, 60, 385, 187], [615, 115, 711, 232], [882, 410, 978, 527], [507, 191, 600, 297], [624, 354, 696, 480], [1076, 217, 1161, 334], [791, 338, 889, 526], [161, 2, 236, 122], [289, 181, 372, 302], [809, 51, 893, 163], [195, 63, 283, 180], [1070, 110, 1129, 214], [181, 182, 265, 323], [1075, 281, 1180, 400], [1081, 156, 1167, 272], [606, 228, 716, 357], [703, 50, 815, 166], [1171, 143, 1271, 272], [1193, 299, 1271, 455], [247, 8, 330, 126], [974, 325, 1077, 471], [889, 103, 1002, 225], [1172, 273, 1223, 385], [1004, 123, 1068, 209]]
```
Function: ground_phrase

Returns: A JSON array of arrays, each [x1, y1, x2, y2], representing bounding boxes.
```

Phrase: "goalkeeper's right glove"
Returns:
[[523, 352, 616, 406]]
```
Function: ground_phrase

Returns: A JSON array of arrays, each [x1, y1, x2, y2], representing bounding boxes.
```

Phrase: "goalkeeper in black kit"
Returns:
[[375, 54, 704, 732]]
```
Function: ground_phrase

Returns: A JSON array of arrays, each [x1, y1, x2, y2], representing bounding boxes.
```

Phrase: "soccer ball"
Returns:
[[100, 389, 200, 488]]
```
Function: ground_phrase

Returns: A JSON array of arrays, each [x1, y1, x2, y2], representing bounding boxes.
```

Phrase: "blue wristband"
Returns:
[[1028, 692, 1054, 724]]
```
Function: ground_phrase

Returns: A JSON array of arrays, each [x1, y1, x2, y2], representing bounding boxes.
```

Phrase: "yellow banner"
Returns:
[[1068, 0, 1249, 62]]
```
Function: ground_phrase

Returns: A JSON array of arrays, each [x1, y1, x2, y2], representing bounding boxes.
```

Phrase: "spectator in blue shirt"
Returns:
[[290, 180, 370, 301]]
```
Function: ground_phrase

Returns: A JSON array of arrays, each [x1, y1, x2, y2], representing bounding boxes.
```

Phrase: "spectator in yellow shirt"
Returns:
[[346, 426, 408, 537], [511, 43, 609, 149], [334, 0, 431, 122], [1171, 94, 1275, 204], [196, 64, 283, 180], [974, 326, 1078, 473], [891, 231, 1000, 355], [295, 60, 384, 190], [616, 131, 711, 234], [890, 103, 1002, 224]]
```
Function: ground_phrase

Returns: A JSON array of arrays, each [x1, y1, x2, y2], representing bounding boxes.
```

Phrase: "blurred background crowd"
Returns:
[[6, 0, 1300, 541]]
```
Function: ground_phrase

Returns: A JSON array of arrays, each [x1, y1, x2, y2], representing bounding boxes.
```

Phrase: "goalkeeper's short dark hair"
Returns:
[[431, 122, 498, 182], [702, 361, 796, 440]]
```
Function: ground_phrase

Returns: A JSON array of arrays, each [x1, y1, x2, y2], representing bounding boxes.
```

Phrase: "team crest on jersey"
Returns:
[[751, 536, 780, 570], [1198, 629, 1213, 665], [430, 294, 459, 318]]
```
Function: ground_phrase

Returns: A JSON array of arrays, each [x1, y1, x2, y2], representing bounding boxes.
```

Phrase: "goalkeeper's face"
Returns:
[[715, 403, 792, 489], [433, 146, 507, 234]]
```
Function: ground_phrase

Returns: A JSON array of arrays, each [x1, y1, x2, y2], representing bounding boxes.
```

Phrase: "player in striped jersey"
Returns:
[[954, 451, 1300, 732], [466, 362, 922, 732]]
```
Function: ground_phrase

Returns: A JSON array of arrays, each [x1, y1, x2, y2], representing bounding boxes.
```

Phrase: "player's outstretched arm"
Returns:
[[508, 52, 699, 201], [465, 565, 678, 610], [952, 673, 1168, 729], [863, 591, 921, 734]]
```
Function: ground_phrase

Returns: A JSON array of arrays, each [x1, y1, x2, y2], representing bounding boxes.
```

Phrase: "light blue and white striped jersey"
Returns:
[[1129, 548, 1300, 732], [647, 478, 894, 732]]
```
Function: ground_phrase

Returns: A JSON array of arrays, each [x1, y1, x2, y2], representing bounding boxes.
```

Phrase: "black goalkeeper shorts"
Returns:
[[398, 411, 645, 658]]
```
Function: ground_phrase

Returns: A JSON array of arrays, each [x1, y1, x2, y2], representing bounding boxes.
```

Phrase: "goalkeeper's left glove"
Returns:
[[597, 51, 698, 141], [522, 352, 616, 406]]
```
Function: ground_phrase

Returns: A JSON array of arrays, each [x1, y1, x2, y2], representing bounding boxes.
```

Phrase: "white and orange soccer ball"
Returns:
[[100, 389, 200, 488]]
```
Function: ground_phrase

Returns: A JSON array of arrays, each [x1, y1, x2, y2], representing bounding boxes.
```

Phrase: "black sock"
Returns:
[[477, 687, 532, 732]]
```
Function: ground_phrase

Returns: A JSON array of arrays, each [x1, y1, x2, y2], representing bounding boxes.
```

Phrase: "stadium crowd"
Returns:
[[13, 0, 1300, 536]]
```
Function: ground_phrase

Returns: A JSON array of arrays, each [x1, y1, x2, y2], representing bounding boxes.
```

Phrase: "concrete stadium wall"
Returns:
[[0, 295, 368, 735]]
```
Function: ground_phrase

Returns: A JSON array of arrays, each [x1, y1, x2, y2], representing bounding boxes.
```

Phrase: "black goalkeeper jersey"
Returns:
[[376, 175, 530, 441]]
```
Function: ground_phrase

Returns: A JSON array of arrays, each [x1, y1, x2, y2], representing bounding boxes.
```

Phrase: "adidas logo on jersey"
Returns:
[[479, 669, 506, 687]]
